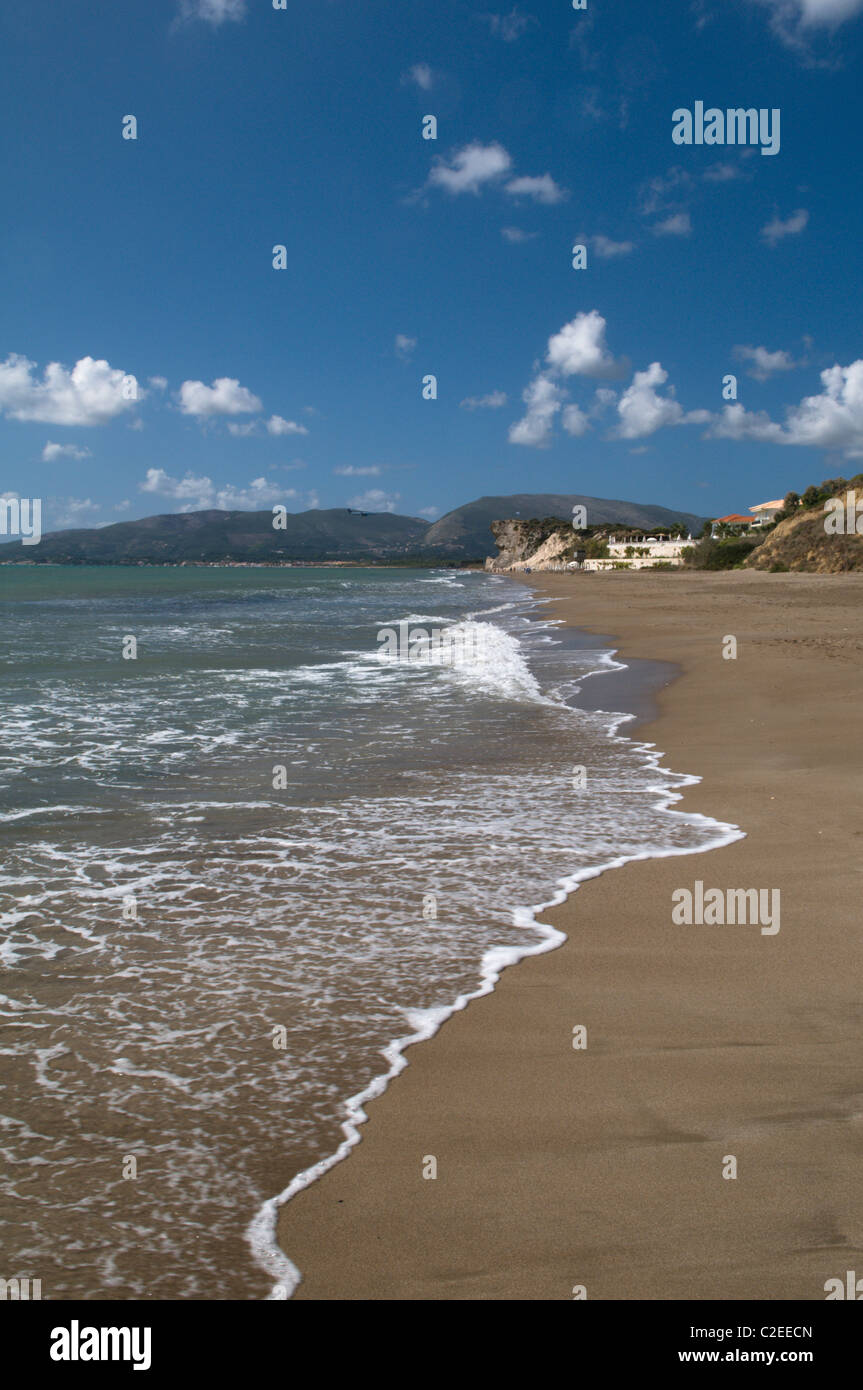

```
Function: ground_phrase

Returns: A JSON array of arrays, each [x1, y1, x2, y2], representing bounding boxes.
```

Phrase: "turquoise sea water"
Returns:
[[0, 565, 735, 1299]]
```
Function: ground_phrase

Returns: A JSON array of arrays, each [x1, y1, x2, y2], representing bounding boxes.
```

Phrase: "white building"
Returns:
[[581, 537, 692, 571], [749, 499, 785, 526]]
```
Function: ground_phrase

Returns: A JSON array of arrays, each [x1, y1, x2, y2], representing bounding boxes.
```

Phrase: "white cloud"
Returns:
[[395, 334, 417, 360], [591, 234, 635, 259], [427, 142, 512, 195], [761, 208, 809, 245], [227, 421, 259, 437], [562, 404, 590, 437], [217, 477, 287, 509], [333, 465, 382, 476], [480, 7, 535, 40], [505, 174, 568, 204], [794, 0, 863, 20], [709, 359, 863, 455], [613, 363, 705, 439], [702, 162, 746, 182], [267, 414, 308, 435], [501, 226, 538, 243], [140, 467, 316, 512], [402, 62, 433, 90], [733, 344, 799, 380], [115, 500, 131, 512], [508, 374, 563, 447], [0, 354, 141, 426], [141, 468, 214, 508], [638, 167, 693, 218], [178, 376, 262, 418], [177, 0, 246, 25], [751, 0, 863, 40], [546, 311, 624, 379], [148, 376, 168, 391], [460, 390, 507, 410], [49, 497, 100, 529], [652, 212, 692, 237], [418, 505, 440, 518], [42, 441, 92, 462], [348, 489, 401, 512]]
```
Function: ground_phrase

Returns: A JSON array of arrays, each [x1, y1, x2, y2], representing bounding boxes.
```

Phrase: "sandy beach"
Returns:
[[278, 571, 863, 1301]]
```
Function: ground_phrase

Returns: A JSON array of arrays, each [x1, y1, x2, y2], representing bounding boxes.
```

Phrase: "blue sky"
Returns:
[[2, 0, 863, 533]]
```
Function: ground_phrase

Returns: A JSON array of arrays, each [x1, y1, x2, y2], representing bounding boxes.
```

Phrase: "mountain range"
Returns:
[[0, 494, 707, 565]]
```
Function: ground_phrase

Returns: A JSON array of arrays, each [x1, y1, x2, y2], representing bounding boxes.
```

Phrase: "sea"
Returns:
[[0, 565, 739, 1300]]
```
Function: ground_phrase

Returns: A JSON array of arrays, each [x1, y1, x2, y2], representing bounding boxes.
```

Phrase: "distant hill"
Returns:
[[0, 508, 430, 564], [423, 493, 706, 558], [0, 494, 708, 565]]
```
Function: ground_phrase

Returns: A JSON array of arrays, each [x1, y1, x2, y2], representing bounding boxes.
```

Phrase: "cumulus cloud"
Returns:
[[333, 465, 382, 476], [614, 363, 687, 438], [177, 0, 246, 25], [0, 354, 141, 426], [460, 390, 507, 409], [546, 311, 625, 380], [505, 174, 568, 204], [427, 142, 512, 195], [761, 208, 809, 245], [267, 414, 308, 435], [562, 404, 590, 437], [709, 359, 863, 455], [750, 0, 863, 50], [49, 497, 101, 529], [395, 334, 417, 360], [591, 234, 635, 259], [417, 505, 440, 518], [733, 344, 799, 380], [402, 62, 433, 90], [348, 489, 401, 512], [178, 376, 262, 418], [141, 467, 315, 512], [508, 374, 564, 447], [42, 441, 92, 462], [141, 469, 214, 507], [652, 211, 692, 237]]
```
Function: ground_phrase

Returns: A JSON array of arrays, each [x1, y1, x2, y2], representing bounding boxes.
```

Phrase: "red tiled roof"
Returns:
[[714, 514, 752, 524]]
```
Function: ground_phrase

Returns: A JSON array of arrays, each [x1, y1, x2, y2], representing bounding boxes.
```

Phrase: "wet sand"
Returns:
[[277, 571, 863, 1300]]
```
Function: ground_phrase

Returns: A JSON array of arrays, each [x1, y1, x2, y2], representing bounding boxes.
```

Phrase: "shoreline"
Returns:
[[276, 571, 863, 1300]]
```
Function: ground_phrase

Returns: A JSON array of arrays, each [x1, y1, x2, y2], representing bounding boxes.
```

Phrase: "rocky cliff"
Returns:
[[485, 518, 577, 571]]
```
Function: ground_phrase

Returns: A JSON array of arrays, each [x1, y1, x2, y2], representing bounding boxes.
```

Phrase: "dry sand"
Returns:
[[278, 571, 863, 1300]]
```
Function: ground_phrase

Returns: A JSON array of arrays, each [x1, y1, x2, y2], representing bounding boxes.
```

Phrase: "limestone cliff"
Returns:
[[485, 518, 578, 571]]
